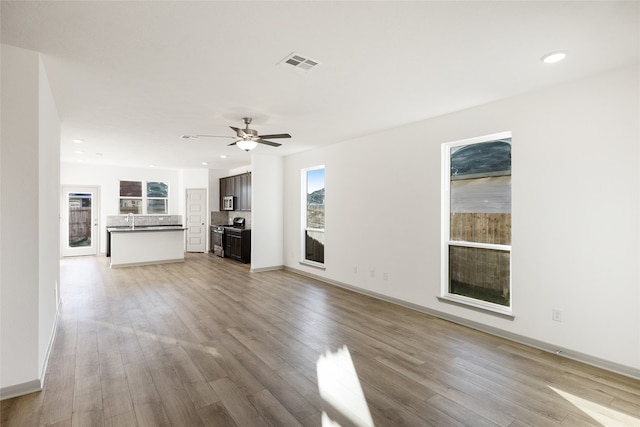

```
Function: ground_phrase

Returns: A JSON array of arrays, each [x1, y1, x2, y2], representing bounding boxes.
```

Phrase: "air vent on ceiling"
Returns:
[[278, 52, 321, 71]]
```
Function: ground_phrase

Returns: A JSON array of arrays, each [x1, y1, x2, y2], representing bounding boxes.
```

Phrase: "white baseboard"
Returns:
[[0, 380, 42, 400], [39, 299, 63, 388], [0, 299, 62, 400], [283, 266, 640, 380], [251, 265, 284, 273]]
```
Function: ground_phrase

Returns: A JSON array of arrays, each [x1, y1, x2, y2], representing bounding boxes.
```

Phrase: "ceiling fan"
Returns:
[[181, 117, 291, 151]]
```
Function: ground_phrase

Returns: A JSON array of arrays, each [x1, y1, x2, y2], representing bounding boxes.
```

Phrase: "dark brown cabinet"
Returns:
[[238, 173, 251, 211], [219, 176, 231, 210], [220, 172, 251, 211], [222, 178, 234, 204], [224, 228, 251, 263]]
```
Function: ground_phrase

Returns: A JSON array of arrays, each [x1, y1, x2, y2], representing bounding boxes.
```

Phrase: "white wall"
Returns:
[[182, 168, 209, 190], [229, 165, 252, 176], [1, 44, 60, 395], [251, 154, 283, 270], [37, 55, 61, 376], [61, 163, 182, 254], [208, 169, 228, 213], [283, 65, 640, 373]]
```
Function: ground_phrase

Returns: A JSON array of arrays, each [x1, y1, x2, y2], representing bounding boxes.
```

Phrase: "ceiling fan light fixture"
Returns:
[[236, 139, 258, 151]]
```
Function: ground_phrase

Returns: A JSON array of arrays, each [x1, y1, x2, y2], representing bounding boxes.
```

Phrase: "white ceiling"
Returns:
[[2, 1, 638, 170]]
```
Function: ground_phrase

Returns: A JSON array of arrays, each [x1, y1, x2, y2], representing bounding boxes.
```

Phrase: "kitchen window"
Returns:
[[441, 132, 512, 315], [302, 166, 325, 267], [146, 181, 168, 214], [119, 180, 168, 215]]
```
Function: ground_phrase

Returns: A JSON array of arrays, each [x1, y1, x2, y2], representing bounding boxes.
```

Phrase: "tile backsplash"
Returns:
[[106, 215, 182, 227], [107, 213, 252, 228], [210, 211, 251, 228], [211, 211, 230, 226]]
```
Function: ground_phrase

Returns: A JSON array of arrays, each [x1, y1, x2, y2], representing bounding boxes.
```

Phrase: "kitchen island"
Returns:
[[106, 226, 186, 267]]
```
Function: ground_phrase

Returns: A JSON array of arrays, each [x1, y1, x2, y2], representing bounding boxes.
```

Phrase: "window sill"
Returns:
[[299, 260, 326, 271], [438, 294, 514, 320]]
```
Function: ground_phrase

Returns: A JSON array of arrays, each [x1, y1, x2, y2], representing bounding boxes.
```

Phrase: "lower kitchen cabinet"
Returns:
[[224, 228, 251, 263]]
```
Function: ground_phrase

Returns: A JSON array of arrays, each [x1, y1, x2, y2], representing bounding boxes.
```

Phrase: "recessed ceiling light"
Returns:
[[75, 150, 85, 154], [149, 165, 155, 168], [201, 162, 209, 166], [541, 51, 567, 64], [73, 139, 84, 143], [220, 155, 228, 159]]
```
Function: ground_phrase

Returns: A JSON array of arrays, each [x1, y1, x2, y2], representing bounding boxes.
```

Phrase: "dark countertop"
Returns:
[[107, 226, 186, 233], [212, 225, 251, 231]]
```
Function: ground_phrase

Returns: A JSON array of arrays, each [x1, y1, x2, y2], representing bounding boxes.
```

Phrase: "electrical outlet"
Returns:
[[383, 272, 389, 281], [369, 270, 375, 278], [552, 309, 562, 322]]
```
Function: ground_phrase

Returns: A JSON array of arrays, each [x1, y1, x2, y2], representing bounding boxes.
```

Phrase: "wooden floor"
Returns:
[[1, 253, 639, 427]]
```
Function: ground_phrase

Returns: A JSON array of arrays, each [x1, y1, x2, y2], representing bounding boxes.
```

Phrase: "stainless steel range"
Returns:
[[212, 225, 225, 257], [212, 217, 246, 258]]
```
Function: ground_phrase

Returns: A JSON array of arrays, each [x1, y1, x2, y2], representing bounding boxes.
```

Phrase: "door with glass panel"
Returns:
[[62, 186, 100, 256]]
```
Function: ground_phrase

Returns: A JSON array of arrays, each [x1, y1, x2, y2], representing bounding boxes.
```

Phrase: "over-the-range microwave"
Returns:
[[222, 196, 235, 211]]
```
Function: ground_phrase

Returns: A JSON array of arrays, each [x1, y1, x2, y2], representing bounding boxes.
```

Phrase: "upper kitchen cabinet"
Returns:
[[222, 176, 234, 204], [220, 172, 251, 211], [238, 172, 251, 212]]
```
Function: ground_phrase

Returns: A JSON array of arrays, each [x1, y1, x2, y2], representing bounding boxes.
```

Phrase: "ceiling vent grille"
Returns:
[[279, 52, 321, 71]]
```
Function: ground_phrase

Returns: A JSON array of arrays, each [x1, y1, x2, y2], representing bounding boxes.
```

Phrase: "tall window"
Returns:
[[442, 132, 512, 313], [119, 180, 168, 214], [303, 166, 325, 265]]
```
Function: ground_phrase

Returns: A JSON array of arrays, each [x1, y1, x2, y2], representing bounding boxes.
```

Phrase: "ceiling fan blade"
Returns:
[[258, 133, 291, 139], [256, 139, 282, 147], [230, 126, 247, 138], [195, 134, 235, 139], [227, 140, 239, 146]]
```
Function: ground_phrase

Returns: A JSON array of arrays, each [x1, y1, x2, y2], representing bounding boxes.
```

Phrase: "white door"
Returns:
[[62, 186, 100, 257], [186, 188, 207, 252]]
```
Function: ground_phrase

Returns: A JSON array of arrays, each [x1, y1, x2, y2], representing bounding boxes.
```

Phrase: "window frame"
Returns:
[[441, 132, 513, 316], [119, 180, 169, 215], [300, 165, 325, 269], [146, 181, 169, 214]]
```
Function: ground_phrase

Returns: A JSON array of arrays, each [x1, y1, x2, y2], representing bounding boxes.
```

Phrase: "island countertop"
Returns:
[[106, 226, 186, 267], [107, 225, 187, 233]]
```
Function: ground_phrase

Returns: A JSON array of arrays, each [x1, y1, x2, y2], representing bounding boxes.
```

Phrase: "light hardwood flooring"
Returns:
[[1, 253, 639, 426]]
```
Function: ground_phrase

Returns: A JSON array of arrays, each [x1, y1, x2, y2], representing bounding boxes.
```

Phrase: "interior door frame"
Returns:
[[185, 188, 207, 253], [61, 185, 101, 257]]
